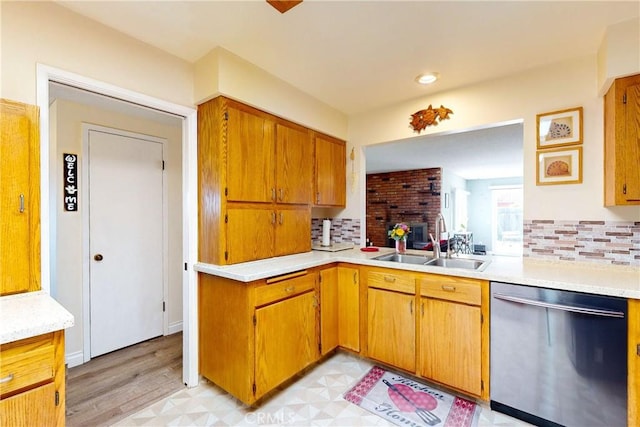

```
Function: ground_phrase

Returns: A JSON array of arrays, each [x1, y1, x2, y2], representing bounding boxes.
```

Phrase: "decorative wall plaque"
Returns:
[[409, 104, 453, 133]]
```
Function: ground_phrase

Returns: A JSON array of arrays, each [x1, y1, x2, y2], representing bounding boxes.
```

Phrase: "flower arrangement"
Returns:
[[388, 223, 411, 241]]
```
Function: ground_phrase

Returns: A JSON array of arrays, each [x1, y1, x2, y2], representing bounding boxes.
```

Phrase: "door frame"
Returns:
[[82, 124, 168, 362], [36, 64, 199, 387]]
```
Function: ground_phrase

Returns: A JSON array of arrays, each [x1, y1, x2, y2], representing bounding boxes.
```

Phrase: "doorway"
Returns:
[[86, 126, 165, 357], [37, 64, 199, 387]]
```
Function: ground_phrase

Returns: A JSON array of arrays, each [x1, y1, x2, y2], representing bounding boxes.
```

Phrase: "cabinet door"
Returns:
[[226, 106, 275, 203], [274, 207, 311, 257], [629, 298, 640, 427], [419, 298, 482, 395], [605, 74, 640, 205], [0, 100, 40, 296], [622, 81, 640, 201], [314, 136, 346, 207], [0, 382, 57, 427], [320, 267, 339, 355], [226, 207, 274, 263], [254, 291, 318, 399], [338, 266, 360, 352], [275, 124, 313, 204], [367, 288, 415, 372]]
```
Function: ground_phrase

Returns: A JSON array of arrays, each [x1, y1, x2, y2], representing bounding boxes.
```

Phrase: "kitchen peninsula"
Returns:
[[196, 248, 640, 424]]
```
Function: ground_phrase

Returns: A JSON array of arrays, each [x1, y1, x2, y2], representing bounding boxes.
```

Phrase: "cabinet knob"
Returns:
[[94, 254, 104, 261]]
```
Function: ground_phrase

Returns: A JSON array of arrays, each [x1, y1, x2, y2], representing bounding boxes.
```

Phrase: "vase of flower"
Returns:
[[388, 223, 411, 254]]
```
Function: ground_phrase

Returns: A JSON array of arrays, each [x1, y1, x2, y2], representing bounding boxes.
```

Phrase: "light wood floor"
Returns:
[[65, 332, 183, 427]]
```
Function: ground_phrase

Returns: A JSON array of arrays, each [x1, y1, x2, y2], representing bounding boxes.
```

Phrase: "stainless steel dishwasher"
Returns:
[[490, 282, 627, 427]]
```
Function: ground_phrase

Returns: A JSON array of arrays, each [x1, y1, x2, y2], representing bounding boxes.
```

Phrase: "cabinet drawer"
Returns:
[[368, 270, 415, 294], [0, 333, 55, 397], [419, 275, 482, 305], [255, 271, 315, 307]]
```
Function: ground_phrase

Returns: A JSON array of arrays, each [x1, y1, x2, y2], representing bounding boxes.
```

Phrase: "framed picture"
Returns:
[[536, 146, 583, 185], [536, 107, 583, 148]]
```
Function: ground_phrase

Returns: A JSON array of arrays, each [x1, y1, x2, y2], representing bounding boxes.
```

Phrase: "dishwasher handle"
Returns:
[[493, 293, 625, 318]]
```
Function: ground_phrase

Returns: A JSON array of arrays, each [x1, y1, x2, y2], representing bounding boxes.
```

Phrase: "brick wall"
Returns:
[[366, 168, 441, 247]]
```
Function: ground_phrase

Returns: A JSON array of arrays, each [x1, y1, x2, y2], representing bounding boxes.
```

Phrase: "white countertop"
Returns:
[[195, 248, 640, 299], [0, 291, 75, 344]]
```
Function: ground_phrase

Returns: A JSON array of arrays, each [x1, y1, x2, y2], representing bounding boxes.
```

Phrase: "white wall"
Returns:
[[51, 99, 183, 364], [349, 55, 640, 225]]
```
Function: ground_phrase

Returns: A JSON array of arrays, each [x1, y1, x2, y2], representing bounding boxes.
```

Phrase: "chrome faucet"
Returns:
[[430, 212, 450, 259]]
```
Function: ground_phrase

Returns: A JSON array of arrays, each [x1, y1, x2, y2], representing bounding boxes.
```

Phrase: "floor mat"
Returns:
[[344, 365, 480, 427]]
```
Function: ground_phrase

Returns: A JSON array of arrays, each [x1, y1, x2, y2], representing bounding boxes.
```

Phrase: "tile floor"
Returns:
[[114, 352, 531, 426]]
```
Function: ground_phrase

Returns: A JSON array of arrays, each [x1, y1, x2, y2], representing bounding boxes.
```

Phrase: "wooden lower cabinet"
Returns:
[[418, 297, 481, 395], [337, 266, 360, 352], [0, 331, 65, 427], [255, 291, 317, 397], [199, 271, 319, 405], [319, 267, 339, 355], [418, 274, 488, 399], [629, 298, 640, 427], [367, 287, 416, 372]]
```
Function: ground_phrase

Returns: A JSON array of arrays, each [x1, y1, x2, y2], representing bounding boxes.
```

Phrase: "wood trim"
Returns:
[[629, 298, 640, 427], [480, 280, 490, 401]]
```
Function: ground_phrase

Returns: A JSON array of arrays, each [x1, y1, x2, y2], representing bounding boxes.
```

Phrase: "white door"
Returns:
[[88, 129, 164, 357]]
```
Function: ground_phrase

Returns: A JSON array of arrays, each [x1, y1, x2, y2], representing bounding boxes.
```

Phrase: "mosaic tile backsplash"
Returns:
[[311, 218, 361, 245], [523, 220, 640, 266]]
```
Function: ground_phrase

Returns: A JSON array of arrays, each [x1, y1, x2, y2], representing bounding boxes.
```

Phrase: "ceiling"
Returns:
[[365, 122, 523, 179], [55, 1, 637, 115], [50, 1, 636, 180]]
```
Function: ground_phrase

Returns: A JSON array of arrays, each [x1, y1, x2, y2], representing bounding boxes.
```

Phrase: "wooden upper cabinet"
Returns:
[[314, 135, 346, 207], [225, 206, 275, 264], [0, 99, 40, 296], [275, 123, 313, 204], [274, 207, 311, 257], [226, 106, 275, 203], [604, 73, 640, 206], [198, 96, 316, 265]]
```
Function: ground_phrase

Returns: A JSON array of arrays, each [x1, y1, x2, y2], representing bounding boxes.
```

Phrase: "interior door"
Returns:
[[88, 129, 164, 357]]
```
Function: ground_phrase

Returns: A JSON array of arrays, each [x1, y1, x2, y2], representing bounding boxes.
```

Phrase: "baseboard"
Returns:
[[168, 320, 183, 335], [66, 350, 85, 368]]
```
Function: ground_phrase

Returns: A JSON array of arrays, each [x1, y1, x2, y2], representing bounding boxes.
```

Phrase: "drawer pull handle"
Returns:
[[442, 285, 456, 292], [384, 276, 396, 283], [0, 374, 14, 384], [285, 286, 295, 293], [19, 194, 25, 213]]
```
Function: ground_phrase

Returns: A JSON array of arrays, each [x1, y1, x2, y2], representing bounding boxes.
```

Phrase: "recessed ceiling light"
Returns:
[[415, 72, 439, 85]]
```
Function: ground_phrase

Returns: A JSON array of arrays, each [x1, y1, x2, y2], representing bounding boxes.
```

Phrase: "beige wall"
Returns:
[[194, 47, 349, 140], [0, 1, 193, 106], [346, 55, 640, 223], [51, 99, 183, 364]]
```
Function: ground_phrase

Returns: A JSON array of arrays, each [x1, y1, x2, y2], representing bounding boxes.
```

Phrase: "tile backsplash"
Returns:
[[523, 220, 640, 266], [311, 218, 361, 245]]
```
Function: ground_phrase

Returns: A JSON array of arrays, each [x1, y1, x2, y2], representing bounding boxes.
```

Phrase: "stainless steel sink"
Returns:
[[372, 253, 432, 265], [424, 257, 489, 271], [373, 252, 489, 271]]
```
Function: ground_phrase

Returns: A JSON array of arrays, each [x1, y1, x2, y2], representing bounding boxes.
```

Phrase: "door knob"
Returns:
[[94, 254, 104, 261]]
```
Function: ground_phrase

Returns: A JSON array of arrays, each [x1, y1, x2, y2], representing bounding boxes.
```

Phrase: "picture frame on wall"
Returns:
[[536, 106, 583, 149], [536, 146, 583, 185]]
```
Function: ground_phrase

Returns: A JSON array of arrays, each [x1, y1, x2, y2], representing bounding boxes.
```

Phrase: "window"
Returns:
[[491, 186, 523, 256]]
